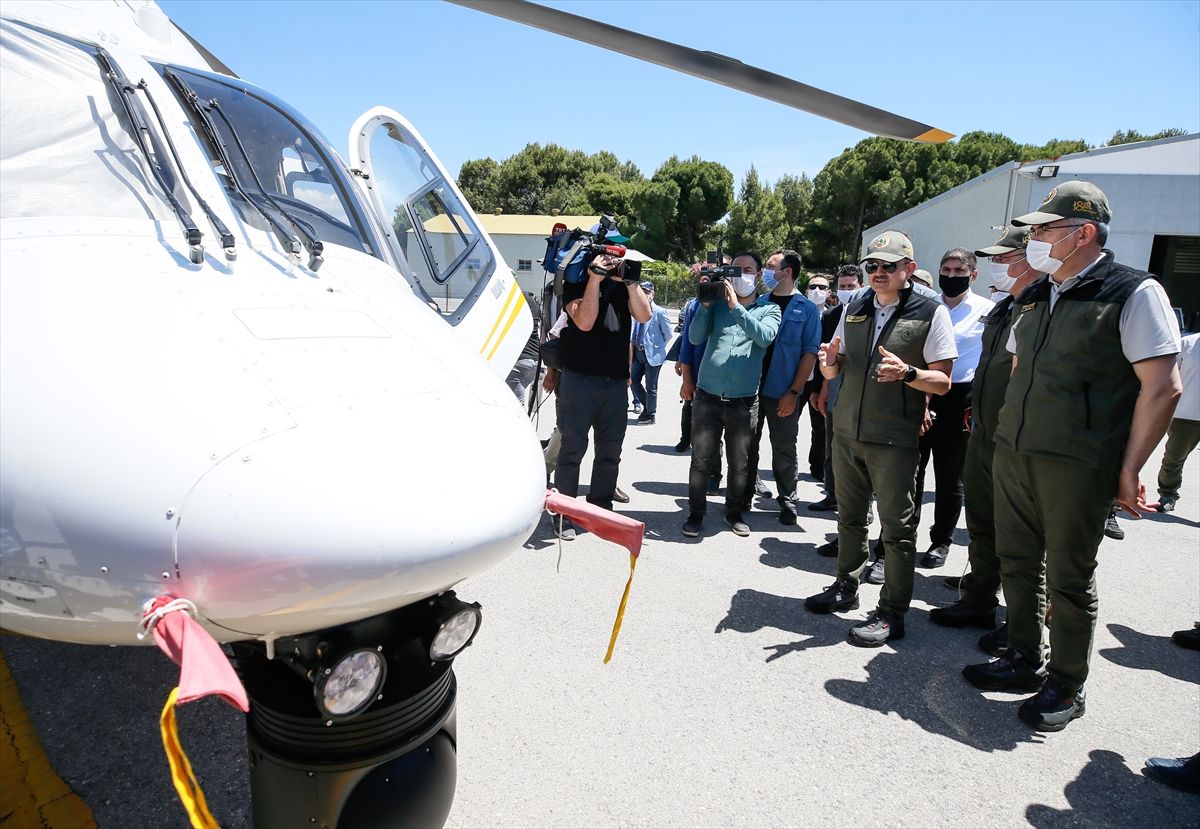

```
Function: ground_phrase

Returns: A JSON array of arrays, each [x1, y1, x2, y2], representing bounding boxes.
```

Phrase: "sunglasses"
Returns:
[[862, 261, 901, 275]]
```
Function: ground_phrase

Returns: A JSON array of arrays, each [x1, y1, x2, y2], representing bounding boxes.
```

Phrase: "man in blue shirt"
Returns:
[[744, 249, 821, 524], [630, 281, 675, 425], [683, 253, 781, 538]]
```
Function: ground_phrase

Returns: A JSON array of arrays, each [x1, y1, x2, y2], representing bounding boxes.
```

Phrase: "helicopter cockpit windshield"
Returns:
[[155, 65, 376, 260]]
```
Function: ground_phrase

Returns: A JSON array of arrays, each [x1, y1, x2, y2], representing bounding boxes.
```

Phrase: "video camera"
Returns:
[[696, 249, 740, 302], [543, 215, 640, 293]]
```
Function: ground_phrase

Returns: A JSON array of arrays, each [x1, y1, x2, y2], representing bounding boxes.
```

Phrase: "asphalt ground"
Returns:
[[3, 333, 1198, 829]]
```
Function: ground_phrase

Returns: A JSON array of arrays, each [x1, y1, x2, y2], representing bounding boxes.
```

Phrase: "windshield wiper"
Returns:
[[94, 48, 205, 265], [163, 70, 323, 272]]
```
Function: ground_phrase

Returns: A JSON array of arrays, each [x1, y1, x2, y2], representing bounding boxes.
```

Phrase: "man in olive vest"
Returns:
[[930, 226, 1041, 655], [963, 181, 1182, 731], [804, 230, 957, 646]]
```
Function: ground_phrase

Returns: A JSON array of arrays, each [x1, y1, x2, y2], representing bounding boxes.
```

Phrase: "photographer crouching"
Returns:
[[553, 242, 652, 538]]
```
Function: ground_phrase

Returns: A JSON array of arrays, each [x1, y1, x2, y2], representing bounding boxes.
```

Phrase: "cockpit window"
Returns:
[[159, 67, 374, 257]]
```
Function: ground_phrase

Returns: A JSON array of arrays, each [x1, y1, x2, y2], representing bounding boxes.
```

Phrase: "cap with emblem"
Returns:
[[910, 269, 933, 287], [976, 224, 1032, 257], [1011, 180, 1112, 226], [860, 230, 915, 263]]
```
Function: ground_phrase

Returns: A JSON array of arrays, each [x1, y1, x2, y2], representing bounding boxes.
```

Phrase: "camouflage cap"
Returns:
[[1012, 180, 1112, 226], [860, 230, 915, 264], [975, 224, 1032, 257]]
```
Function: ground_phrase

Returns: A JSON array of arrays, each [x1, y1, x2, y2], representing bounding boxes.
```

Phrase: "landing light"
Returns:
[[313, 648, 386, 720], [430, 604, 482, 661]]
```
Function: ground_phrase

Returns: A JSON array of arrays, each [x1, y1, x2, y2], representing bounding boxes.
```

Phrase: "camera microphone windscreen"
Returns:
[[603, 245, 627, 257]]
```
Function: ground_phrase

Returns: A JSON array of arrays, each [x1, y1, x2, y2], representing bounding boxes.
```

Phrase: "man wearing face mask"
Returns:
[[910, 248, 996, 569], [804, 230, 956, 646], [742, 250, 822, 524], [931, 226, 1041, 654], [554, 246, 653, 539], [963, 181, 1182, 732], [683, 252, 781, 538], [802, 273, 834, 483]]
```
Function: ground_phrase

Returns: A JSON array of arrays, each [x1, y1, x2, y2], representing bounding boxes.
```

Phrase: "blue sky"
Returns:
[[160, 0, 1200, 189]]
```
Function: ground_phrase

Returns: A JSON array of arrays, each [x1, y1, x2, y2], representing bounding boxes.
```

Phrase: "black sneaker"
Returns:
[[682, 513, 704, 538], [816, 539, 839, 558], [724, 513, 750, 537], [778, 498, 798, 526], [804, 579, 859, 614], [979, 622, 1008, 657], [1144, 754, 1200, 794], [1019, 677, 1085, 732], [929, 600, 997, 629], [808, 495, 838, 512], [1104, 507, 1124, 540], [1172, 623, 1200, 651], [552, 516, 576, 541], [962, 649, 1047, 692], [754, 476, 773, 498], [921, 543, 949, 569], [636, 415, 655, 425], [864, 551, 885, 585], [674, 440, 690, 453], [1157, 496, 1178, 513], [849, 609, 905, 647]]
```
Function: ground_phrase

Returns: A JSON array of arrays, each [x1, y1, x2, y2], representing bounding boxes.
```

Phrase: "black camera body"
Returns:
[[696, 264, 740, 302]]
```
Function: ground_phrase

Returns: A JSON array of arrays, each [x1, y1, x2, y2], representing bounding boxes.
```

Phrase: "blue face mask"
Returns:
[[761, 269, 779, 290]]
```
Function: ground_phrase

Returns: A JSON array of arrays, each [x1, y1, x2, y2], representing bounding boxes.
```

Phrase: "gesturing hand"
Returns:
[[875, 346, 908, 382], [1116, 469, 1155, 518], [818, 337, 841, 368]]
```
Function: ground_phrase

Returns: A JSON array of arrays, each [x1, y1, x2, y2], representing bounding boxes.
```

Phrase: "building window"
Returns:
[[517, 259, 533, 271]]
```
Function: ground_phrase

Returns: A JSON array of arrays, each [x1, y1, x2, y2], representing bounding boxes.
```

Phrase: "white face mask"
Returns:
[[837, 289, 857, 305], [988, 260, 1017, 293], [1025, 226, 1083, 274], [761, 269, 778, 290], [807, 287, 829, 305], [733, 273, 757, 297]]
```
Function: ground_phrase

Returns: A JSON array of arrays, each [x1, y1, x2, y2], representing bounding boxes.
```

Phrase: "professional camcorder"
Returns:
[[696, 245, 740, 302], [543, 215, 639, 292]]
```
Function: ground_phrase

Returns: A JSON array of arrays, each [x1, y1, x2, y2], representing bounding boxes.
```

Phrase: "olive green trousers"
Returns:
[[958, 431, 1002, 609], [1157, 417, 1200, 500]]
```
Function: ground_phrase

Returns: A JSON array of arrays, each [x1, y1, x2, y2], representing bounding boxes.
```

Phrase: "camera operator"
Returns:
[[682, 253, 781, 538], [553, 248, 652, 537]]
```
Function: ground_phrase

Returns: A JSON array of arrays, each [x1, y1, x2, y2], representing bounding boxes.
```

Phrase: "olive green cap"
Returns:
[[975, 224, 1032, 257], [1012, 180, 1112, 226], [910, 269, 933, 287], [860, 230, 915, 264]]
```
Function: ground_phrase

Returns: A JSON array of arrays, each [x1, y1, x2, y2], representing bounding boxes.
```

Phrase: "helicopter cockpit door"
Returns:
[[349, 107, 529, 374]]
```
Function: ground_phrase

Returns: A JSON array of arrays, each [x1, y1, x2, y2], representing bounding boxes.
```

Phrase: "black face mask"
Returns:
[[939, 274, 971, 297]]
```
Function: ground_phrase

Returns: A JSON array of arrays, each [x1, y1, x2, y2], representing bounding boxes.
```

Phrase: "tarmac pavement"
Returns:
[[3, 339, 1198, 828]]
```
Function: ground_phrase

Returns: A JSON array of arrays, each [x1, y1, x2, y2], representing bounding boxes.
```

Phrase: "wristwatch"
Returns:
[[903, 365, 918, 383], [788, 388, 801, 395]]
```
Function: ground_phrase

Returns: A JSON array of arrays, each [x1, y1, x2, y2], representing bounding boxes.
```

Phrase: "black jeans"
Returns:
[[913, 382, 972, 547], [743, 393, 803, 507], [555, 370, 628, 511], [689, 389, 758, 516], [807, 400, 825, 476], [630, 349, 662, 417]]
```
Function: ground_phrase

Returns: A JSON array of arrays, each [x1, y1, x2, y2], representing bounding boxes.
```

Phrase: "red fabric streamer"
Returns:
[[145, 596, 249, 713], [544, 490, 644, 558]]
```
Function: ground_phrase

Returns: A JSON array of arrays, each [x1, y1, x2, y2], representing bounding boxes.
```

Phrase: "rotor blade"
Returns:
[[445, 0, 953, 143]]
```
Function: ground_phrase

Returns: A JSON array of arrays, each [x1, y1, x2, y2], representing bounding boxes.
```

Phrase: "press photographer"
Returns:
[[552, 223, 652, 538]]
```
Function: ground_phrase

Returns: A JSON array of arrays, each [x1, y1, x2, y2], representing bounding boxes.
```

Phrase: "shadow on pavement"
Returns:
[[1098, 624, 1200, 685], [1026, 749, 1199, 829], [824, 649, 1040, 753], [635, 443, 687, 456], [758, 537, 834, 576], [714, 588, 850, 661]]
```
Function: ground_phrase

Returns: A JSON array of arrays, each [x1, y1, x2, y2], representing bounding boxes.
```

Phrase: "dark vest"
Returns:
[[994, 252, 1149, 472], [970, 295, 1015, 443], [833, 286, 941, 449]]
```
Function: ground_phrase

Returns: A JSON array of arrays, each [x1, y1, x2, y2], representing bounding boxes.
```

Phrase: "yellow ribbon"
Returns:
[[159, 687, 221, 829], [604, 554, 637, 664]]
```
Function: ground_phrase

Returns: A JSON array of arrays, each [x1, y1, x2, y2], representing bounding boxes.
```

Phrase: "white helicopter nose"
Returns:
[[175, 392, 545, 637]]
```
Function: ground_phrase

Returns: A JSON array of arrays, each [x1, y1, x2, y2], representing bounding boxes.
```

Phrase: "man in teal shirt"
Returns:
[[683, 252, 781, 538]]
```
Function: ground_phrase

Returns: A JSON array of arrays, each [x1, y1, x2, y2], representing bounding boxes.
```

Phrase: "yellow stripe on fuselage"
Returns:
[[480, 282, 519, 356], [487, 291, 527, 361]]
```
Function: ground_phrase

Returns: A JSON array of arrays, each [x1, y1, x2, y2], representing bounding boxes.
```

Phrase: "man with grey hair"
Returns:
[[963, 180, 1182, 732]]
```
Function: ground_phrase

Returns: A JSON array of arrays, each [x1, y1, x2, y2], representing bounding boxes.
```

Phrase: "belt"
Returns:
[[698, 388, 755, 403]]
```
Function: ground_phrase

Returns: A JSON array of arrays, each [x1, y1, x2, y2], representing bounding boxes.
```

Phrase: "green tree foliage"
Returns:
[[1105, 127, 1188, 146], [639, 260, 696, 307], [726, 165, 786, 256], [635, 155, 734, 263], [775, 173, 813, 258]]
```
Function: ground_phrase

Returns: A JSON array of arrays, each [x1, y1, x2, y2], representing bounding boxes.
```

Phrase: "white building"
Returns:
[[861, 133, 1200, 330]]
